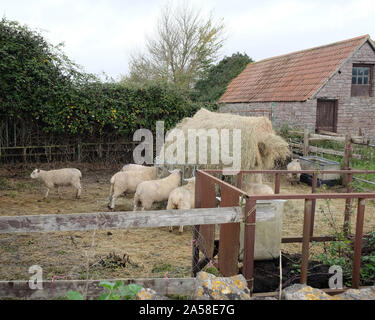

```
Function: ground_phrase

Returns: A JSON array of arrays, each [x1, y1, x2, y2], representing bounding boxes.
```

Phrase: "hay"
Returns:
[[159, 108, 290, 180]]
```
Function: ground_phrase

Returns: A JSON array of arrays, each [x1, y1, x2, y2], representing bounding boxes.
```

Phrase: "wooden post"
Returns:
[[352, 198, 366, 289], [242, 197, 256, 292], [218, 184, 240, 277], [274, 173, 281, 194], [237, 171, 243, 189], [192, 170, 203, 276], [197, 174, 217, 261], [300, 199, 313, 284], [343, 173, 353, 237], [310, 173, 318, 237], [303, 129, 309, 157], [343, 134, 353, 237], [343, 134, 352, 185]]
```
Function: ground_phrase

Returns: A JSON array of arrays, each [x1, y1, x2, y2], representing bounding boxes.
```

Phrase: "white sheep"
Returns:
[[108, 167, 156, 210], [166, 177, 195, 234], [133, 169, 181, 211], [121, 164, 154, 173], [30, 168, 82, 199], [243, 182, 274, 195], [287, 158, 302, 184]]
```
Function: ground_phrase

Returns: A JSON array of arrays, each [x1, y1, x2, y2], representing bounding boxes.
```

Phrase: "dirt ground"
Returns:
[[1, 165, 375, 285]]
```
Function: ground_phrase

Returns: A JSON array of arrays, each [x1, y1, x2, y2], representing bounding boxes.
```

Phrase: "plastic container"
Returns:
[[239, 199, 286, 261]]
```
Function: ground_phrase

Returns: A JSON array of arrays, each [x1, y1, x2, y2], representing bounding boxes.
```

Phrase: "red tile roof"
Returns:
[[219, 35, 371, 103]]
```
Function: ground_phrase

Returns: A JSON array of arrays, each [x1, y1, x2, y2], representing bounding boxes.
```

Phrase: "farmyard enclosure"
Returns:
[[1, 163, 375, 299]]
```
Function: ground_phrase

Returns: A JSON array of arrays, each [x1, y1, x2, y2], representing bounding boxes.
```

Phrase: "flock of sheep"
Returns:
[[29, 159, 302, 234]]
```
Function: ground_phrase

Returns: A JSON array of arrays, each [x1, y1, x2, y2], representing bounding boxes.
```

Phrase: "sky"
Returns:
[[2, 0, 375, 81]]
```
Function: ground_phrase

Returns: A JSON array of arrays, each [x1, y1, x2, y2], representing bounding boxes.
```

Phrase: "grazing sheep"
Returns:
[[243, 182, 274, 195], [30, 168, 82, 199], [167, 177, 195, 234], [133, 169, 181, 211], [108, 167, 156, 210], [287, 159, 302, 184]]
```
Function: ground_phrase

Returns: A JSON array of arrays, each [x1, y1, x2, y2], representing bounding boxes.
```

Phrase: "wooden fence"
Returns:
[[0, 206, 241, 299], [0, 141, 137, 164]]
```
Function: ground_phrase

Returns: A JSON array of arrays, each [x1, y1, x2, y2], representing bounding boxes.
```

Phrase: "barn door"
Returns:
[[316, 99, 338, 133]]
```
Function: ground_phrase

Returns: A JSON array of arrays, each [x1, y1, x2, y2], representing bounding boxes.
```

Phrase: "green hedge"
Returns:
[[0, 18, 217, 141]]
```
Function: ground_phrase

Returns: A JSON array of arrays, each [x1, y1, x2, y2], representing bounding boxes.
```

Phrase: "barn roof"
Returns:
[[219, 35, 372, 103]]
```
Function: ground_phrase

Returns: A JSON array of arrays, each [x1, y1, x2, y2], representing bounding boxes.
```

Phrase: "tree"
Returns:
[[0, 17, 95, 118], [125, 2, 225, 89], [191, 52, 253, 102]]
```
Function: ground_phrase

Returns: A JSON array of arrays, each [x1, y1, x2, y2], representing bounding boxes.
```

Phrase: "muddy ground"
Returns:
[[1, 164, 374, 292]]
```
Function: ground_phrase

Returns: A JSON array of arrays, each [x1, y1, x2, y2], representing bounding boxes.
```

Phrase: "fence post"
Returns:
[[218, 184, 240, 277], [352, 198, 366, 289], [303, 129, 309, 157], [192, 170, 203, 276], [343, 173, 353, 237], [274, 173, 281, 194], [197, 174, 217, 263], [242, 197, 256, 293], [237, 171, 243, 189], [300, 199, 313, 284], [343, 134, 353, 237], [343, 134, 352, 185], [310, 173, 318, 237]]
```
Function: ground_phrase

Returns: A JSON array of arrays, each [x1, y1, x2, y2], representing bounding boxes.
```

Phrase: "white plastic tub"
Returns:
[[239, 199, 286, 261]]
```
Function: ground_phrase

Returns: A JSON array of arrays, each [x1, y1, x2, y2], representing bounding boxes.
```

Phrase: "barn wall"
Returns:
[[315, 41, 375, 139], [219, 100, 317, 132]]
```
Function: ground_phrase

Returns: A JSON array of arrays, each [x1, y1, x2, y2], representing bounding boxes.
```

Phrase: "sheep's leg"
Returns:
[[178, 225, 184, 234], [57, 187, 62, 199], [44, 187, 50, 199], [169, 226, 173, 232], [76, 187, 81, 199], [73, 182, 82, 199], [108, 193, 118, 210]]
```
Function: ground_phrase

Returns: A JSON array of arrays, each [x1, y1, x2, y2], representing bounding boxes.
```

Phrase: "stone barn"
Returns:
[[219, 35, 375, 140]]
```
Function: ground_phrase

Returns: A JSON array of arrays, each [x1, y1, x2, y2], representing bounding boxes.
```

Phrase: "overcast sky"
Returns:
[[2, 0, 375, 81]]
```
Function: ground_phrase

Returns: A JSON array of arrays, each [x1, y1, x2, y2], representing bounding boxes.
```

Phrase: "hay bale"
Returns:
[[159, 108, 290, 181]]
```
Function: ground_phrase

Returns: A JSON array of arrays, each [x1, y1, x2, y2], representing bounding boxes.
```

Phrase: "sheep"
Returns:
[[30, 168, 82, 199], [243, 182, 274, 195], [108, 167, 156, 210], [133, 169, 181, 211], [166, 177, 195, 234], [121, 164, 155, 173], [287, 158, 302, 184]]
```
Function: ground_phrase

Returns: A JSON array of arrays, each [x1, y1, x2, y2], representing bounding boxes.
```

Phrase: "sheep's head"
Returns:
[[30, 169, 40, 179]]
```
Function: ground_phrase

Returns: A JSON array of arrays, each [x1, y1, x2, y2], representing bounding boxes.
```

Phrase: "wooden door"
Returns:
[[316, 100, 338, 133]]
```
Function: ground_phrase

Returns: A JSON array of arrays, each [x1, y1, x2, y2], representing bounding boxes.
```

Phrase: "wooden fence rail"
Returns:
[[0, 207, 242, 234]]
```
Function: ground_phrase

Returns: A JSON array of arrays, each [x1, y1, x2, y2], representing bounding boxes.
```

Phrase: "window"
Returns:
[[351, 64, 373, 97], [352, 66, 369, 85]]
